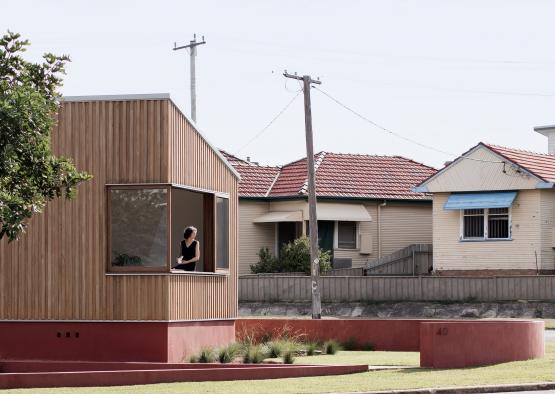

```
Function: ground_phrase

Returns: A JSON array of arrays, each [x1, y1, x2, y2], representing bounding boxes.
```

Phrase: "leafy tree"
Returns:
[[250, 236, 332, 274], [0, 31, 90, 241]]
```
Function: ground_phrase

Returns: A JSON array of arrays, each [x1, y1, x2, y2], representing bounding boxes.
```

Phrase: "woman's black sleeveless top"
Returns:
[[181, 240, 197, 261]]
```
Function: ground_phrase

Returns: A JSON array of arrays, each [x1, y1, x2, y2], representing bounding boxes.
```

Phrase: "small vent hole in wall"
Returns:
[[75, 332, 79, 338], [56, 332, 61, 338], [65, 332, 70, 338]]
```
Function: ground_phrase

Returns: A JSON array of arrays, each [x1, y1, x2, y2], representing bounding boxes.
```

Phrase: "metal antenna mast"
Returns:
[[173, 34, 206, 123], [283, 70, 322, 319]]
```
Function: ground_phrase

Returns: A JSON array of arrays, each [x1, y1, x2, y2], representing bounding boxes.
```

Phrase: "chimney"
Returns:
[[534, 125, 555, 154], [246, 156, 251, 162]]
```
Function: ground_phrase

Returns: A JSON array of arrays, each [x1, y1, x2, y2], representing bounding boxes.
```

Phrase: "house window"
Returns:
[[215, 196, 230, 269], [338, 221, 357, 249], [462, 209, 484, 239], [108, 184, 231, 273], [462, 208, 510, 240], [109, 187, 169, 270], [487, 208, 509, 239]]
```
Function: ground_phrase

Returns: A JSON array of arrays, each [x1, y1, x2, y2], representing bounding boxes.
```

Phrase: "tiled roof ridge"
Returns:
[[219, 149, 280, 169], [325, 151, 437, 171], [265, 170, 281, 197], [298, 152, 327, 195], [483, 142, 554, 157]]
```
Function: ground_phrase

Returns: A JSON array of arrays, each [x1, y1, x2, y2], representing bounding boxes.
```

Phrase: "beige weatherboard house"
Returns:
[[415, 126, 555, 276], [221, 151, 437, 275]]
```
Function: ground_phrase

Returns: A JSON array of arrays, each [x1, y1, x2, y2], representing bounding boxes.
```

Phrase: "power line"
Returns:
[[313, 86, 506, 165], [235, 90, 302, 155]]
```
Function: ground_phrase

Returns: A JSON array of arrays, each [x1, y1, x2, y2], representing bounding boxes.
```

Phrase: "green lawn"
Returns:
[[7, 345, 555, 394], [544, 319, 555, 329], [291, 350, 419, 366]]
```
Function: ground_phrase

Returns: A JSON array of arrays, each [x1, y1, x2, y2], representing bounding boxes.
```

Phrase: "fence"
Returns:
[[366, 244, 432, 276], [238, 275, 555, 302]]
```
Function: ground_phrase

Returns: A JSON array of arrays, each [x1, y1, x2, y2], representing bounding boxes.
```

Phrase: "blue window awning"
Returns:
[[444, 191, 517, 210]]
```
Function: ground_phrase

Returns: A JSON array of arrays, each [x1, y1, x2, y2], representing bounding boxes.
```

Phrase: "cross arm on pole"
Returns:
[[283, 70, 321, 85]]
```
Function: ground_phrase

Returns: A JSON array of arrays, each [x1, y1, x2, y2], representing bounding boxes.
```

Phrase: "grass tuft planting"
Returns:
[[197, 347, 216, 363], [242, 344, 267, 364], [323, 340, 341, 355], [218, 343, 241, 364]]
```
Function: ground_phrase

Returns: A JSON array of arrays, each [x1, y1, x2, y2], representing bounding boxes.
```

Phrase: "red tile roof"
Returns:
[[221, 150, 436, 200], [483, 143, 555, 183], [220, 150, 280, 197]]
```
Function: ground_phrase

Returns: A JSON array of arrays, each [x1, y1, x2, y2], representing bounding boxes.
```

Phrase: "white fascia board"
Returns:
[[63, 93, 171, 102]]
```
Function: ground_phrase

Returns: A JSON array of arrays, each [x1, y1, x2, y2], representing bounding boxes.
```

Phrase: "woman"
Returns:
[[174, 226, 200, 271]]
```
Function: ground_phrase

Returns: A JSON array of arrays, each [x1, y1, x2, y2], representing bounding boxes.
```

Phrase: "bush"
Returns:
[[283, 351, 295, 364], [243, 344, 267, 364], [306, 342, 320, 356], [250, 236, 332, 274], [197, 347, 216, 363], [323, 340, 340, 355], [342, 336, 359, 351], [189, 354, 199, 363], [362, 342, 376, 351], [250, 247, 280, 274], [218, 343, 241, 363]]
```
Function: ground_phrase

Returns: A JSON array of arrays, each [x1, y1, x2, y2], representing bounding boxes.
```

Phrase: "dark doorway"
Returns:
[[306, 220, 335, 257], [278, 222, 302, 255]]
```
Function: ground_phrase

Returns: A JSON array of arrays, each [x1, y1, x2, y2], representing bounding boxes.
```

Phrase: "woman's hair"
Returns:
[[184, 226, 197, 240]]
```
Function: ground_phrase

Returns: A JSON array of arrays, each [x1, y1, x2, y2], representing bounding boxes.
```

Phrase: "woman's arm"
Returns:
[[183, 242, 201, 263]]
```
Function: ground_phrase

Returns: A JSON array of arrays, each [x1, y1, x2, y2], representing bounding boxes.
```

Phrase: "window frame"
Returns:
[[106, 183, 231, 274], [106, 184, 172, 273], [459, 207, 512, 241], [336, 221, 358, 250], [214, 193, 231, 272]]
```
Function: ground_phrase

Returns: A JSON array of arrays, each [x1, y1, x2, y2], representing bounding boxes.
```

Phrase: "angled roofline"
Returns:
[[483, 143, 548, 182], [414, 142, 545, 192], [63, 93, 171, 102], [63, 93, 240, 180]]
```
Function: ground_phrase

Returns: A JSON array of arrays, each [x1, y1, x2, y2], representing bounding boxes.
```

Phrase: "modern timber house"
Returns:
[[0, 94, 239, 362], [415, 126, 555, 276], [221, 151, 436, 275]]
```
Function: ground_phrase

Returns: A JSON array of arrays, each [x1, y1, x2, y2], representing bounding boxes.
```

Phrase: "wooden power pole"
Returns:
[[283, 71, 322, 319], [173, 34, 206, 123]]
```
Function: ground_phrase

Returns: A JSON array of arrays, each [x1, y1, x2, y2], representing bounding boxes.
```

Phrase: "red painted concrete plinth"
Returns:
[[420, 320, 545, 368], [237, 318, 545, 369], [0, 320, 234, 363], [0, 361, 368, 389]]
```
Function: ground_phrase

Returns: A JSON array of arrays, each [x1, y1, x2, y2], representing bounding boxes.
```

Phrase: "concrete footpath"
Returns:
[[348, 382, 555, 394]]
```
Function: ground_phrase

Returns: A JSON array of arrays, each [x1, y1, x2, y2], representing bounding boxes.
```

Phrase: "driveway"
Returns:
[[545, 329, 555, 344]]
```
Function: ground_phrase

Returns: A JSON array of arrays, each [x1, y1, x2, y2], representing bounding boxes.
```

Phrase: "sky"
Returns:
[[3, 0, 555, 168]]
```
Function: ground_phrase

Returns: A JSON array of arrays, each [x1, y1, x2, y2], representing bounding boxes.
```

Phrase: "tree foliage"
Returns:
[[250, 236, 332, 274], [0, 31, 90, 241]]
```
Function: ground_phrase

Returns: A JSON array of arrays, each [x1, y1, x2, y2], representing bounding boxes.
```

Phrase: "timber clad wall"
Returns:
[[0, 98, 238, 321], [238, 201, 274, 276], [433, 190, 555, 272], [238, 200, 432, 273], [424, 147, 539, 192], [167, 101, 238, 320], [380, 204, 432, 256]]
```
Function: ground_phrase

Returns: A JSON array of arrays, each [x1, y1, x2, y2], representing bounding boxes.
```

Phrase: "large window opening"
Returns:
[[462, 208, 510, 240], [108, 184, 230, 273], [110, 188, 168, 270]]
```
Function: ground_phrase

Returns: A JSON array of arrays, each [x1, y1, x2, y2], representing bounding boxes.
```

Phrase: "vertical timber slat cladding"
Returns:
[[0, 100, 197, 320], [166, 101, 238, 321]]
